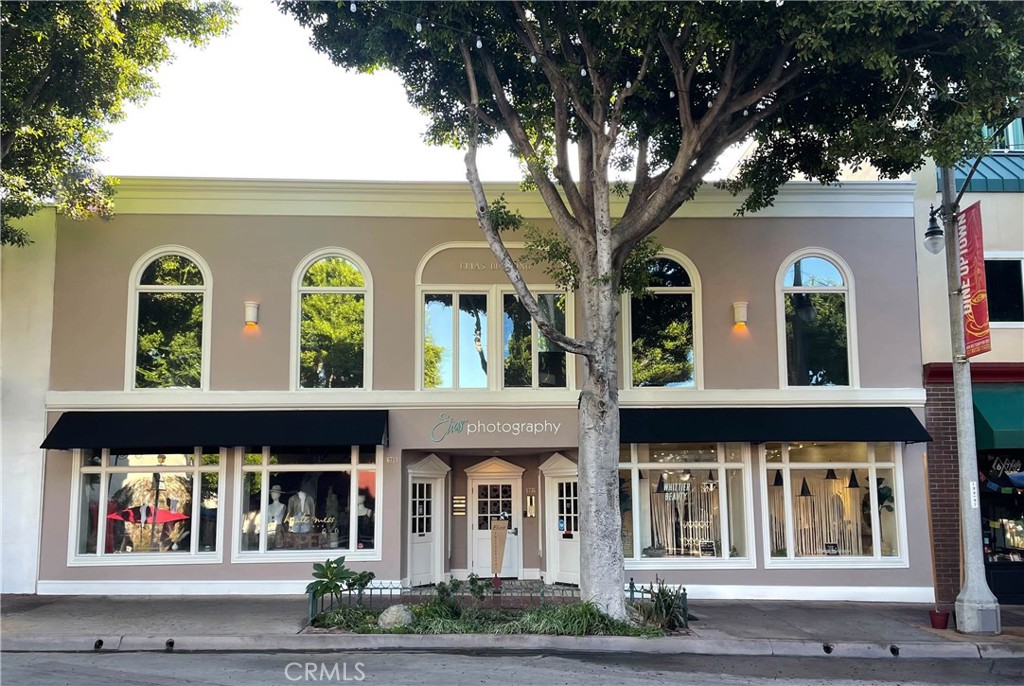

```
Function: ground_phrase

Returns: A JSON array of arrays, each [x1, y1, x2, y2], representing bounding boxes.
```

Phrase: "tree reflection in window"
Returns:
[[783, 256, 849, 386], [631, 257, 694, 387], [135, 254, 205, 388], [503, 293, 567, 388], [299, 256, 366, 388], [422, 292, 489, 388]]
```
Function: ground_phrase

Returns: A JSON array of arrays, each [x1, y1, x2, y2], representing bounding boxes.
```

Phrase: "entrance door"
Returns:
[[540, 453, 580, 585], [553, 478, 581, 585], [409, 479, 436, 587], [469, 479, 521, 578]]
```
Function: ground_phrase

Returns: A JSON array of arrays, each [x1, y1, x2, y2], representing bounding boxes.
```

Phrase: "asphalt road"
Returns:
[[1, 651, 1022, 686]]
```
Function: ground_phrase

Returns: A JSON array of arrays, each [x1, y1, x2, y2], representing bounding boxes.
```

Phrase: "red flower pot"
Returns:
[[928, 609, 950, 630]]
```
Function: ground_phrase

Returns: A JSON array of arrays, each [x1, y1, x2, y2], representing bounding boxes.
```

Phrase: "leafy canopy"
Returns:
[[1, 0, 235, 246]]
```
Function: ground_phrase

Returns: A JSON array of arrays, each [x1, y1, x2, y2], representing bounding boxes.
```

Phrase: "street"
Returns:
[[1, 652, 1022, 686]]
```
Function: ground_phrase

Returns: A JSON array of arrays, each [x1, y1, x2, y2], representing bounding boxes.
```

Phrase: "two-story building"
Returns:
[[916, 118, 1024, 606], [3, 177, 934, 600]]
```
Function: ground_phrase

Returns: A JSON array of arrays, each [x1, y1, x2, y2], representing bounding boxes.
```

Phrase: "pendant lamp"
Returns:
[[772, 470, 784, 487], [799, 477, 812, 497], [847, 470, 860, 489]]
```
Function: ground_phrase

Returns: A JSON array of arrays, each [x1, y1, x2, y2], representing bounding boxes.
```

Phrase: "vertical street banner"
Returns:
[[957, 201, 991, 358]]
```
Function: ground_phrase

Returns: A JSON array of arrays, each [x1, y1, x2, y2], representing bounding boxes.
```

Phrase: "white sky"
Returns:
[[99, 0, 743, 182]]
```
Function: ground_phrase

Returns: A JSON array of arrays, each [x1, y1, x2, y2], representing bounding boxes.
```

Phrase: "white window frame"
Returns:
[[498, 287, 575, 390], [124, 245, 213, 391], [776, 247, 859, 389], [985, 252, 1024, 328], [759, 442, 909, 569], [68, 447, 225, 566], [232, 445, 383, 563], [290, 247, 374, 390], [416, 284, 575, 391], [619, 442, 755, 570], [622, 250, 704, 390]]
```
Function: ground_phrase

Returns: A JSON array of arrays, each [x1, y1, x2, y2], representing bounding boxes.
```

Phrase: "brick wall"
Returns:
[[924, 383, 961, 605]]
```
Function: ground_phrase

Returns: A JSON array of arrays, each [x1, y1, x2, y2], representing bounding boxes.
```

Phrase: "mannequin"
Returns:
[[356, 489, 374, 548], [267, 485, 286, 533], [287, 490, 315, 533]]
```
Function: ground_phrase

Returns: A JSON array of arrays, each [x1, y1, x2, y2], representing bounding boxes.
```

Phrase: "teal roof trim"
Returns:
[[940, 152, 1024, 193]]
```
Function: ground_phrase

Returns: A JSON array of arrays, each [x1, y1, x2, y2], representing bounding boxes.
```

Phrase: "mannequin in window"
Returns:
[[356, 488, 374, 547], [267, 484, 286, 533], [287, 490, 314, 533]]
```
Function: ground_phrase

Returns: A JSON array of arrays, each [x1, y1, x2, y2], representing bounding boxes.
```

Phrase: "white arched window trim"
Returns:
[[621, 249, 704, 391], [289, 247, 374, 391], [124, 245, 213, 391], [774, 247, 859, 389]]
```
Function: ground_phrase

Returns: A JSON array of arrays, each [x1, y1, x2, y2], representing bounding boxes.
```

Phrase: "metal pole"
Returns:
[[938, 165, 1001, 635]]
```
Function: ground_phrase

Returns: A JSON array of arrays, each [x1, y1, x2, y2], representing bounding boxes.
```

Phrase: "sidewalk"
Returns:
[[2, 594, 1023, 659]]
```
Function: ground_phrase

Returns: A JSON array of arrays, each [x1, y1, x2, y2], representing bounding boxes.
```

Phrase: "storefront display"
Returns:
[[979, 452, 1024, 604]]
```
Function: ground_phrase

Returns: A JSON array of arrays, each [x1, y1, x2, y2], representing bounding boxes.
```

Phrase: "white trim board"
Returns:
[[109, 178, 916, 219], [46, 387, 927, 410], [665, 584, 935, 603], [36, 579, 401, 596]]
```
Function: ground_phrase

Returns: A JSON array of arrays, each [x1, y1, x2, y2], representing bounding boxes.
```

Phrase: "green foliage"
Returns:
[[631, 582, 688, 631], [499, 602, 659, 637], [299, 257, 366, 388], [306, 556, 356, 605], [347, 570, 376, 605], [1, 0, 235, 246], [312, 605, 380, 631], [465, 573, 489, 601]]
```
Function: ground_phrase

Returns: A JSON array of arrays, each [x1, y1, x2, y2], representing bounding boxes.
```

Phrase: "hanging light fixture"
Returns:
[[772, 470, 784, 487], [707, 470, 717, 482], [825, 469, 838, 480], [924, 205, 945, 255], [799, 477, 812, 497], [847, 470, 860, 489], [655, 474, 666, 494]]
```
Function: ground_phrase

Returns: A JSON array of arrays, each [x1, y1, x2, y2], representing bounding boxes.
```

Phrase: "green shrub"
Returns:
[[630, 581, 688, 631], [312, 605, 380, 631], [306, 556, 355, 606]]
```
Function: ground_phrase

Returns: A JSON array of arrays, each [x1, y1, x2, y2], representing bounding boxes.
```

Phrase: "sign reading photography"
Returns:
[[430, 412, 563, 444]]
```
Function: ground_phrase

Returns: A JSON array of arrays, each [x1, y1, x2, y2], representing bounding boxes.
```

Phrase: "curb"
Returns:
[[3, 633, 1022, 659]]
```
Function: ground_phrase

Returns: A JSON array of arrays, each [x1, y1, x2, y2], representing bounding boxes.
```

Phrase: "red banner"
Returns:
[[957, 201, 991, 358]]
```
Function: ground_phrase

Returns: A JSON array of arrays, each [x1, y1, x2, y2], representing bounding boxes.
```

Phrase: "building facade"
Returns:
[[916, 124, 1024, 606], [3, 178, 934, 600]]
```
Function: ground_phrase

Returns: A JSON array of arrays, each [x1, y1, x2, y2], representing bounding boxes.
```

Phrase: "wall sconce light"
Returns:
[[244, 301, 259, 326], [733, 301, 748, 326], [525, 495, 536, 518]]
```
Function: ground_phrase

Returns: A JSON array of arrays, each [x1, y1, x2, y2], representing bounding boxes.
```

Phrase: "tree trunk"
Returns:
[[577, 285, 625, 619]]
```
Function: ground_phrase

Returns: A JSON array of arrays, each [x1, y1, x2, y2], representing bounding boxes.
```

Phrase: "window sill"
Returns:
[[765, 556, 908, 570], [232, 549, 382, 564], [625, 557, 756, 570], [69, 553, 223, 567]]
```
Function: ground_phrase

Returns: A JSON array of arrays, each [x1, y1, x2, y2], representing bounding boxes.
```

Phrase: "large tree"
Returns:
[[0, 0, 234, 246], [279, 0, 1024, 618]]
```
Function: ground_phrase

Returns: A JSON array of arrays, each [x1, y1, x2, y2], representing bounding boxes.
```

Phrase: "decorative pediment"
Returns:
[[538, 452, 577, 477], [464, 456, 525, 476], [408, 453, 451, 477]]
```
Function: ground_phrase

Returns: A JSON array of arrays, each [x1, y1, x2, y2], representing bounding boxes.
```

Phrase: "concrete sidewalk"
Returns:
[[2, 594, 1023, 659]]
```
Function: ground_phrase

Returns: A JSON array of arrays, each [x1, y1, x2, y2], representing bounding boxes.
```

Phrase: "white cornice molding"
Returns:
[[45, 388, 926, 411], [109, 177, 916, 219]]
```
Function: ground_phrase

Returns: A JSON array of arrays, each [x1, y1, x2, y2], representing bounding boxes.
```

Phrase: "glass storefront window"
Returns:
[[620, 443, 749, 563], [75, 448, 221, 559], [765, 442, 902, 562], [240, 446, 379, 555]]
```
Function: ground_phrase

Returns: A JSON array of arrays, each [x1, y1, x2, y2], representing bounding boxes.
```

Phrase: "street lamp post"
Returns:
[[925, 166, 1001, 635]]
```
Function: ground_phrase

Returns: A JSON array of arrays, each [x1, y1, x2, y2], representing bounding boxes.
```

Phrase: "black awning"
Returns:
[[41, 410, 389, 451], [620, 407, 930, 444]]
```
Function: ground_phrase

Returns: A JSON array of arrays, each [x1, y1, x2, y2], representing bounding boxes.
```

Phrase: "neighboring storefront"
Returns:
[[12, 177, 937, 600]]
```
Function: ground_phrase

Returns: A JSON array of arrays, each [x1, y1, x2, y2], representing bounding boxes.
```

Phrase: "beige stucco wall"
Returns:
[[49, 212, 923, 392], [915, 161, 1024, 364]]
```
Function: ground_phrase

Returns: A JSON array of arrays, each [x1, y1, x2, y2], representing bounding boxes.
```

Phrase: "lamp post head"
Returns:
[[924, 204, 945, 255]]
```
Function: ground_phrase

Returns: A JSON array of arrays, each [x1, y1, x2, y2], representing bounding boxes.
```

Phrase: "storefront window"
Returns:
[[74, 449, 222, 559], [240, 446, 380, 556], [619, 443, 749, 563], [765, 442, 902, 562]]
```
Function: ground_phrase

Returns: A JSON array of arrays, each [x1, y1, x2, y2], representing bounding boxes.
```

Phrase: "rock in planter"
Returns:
[[377, 604, 413, 629]]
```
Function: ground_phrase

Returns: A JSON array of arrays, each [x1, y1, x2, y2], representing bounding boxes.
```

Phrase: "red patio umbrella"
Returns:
[[107, 506, 189, 524]]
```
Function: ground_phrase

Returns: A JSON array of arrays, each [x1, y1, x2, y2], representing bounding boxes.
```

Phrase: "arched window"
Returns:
[[778, 251, 854, 387], [131, 249, 209, 389], [295, 252, 369, 389], [627, 255, 699, 388]]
